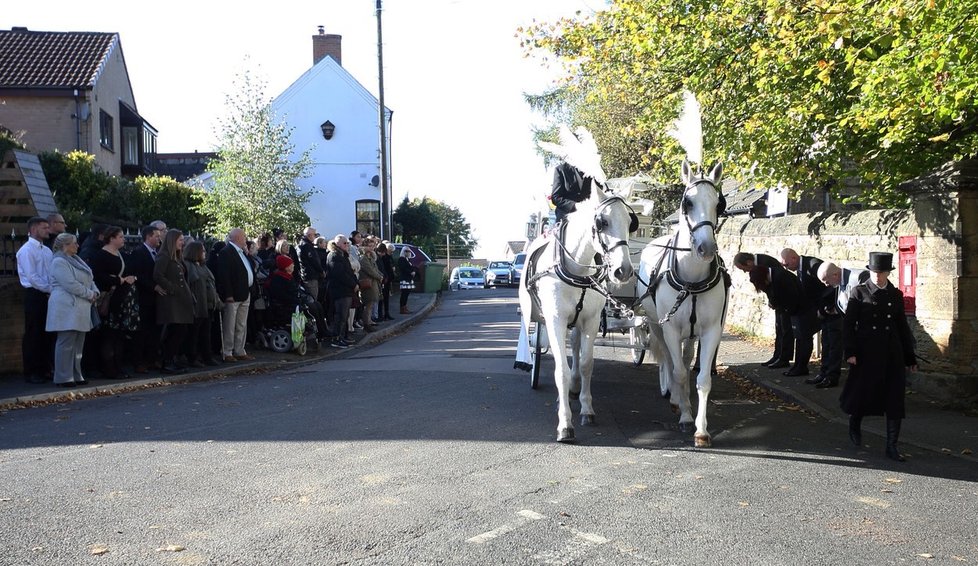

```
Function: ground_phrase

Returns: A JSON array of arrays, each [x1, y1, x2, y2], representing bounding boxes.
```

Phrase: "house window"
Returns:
[[122, 127, 138, 165], [355, 199, 381, 236], [99, 110, 114, 151]]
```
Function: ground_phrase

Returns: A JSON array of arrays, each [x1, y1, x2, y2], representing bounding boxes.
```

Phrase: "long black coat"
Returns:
[[840, 281, 916, 418], [325, 249, 358, 299], [154, 253, 194, 325], [215, 244, 255, 302]]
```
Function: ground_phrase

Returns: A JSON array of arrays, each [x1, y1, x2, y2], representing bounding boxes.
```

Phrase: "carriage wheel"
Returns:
[[629, 325, 646, 366], [531, 321, 542, 390]]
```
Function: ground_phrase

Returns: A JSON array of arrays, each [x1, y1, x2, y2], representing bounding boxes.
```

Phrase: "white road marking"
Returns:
[[466, 509, 546, 544], [533, 527, 611, 564]]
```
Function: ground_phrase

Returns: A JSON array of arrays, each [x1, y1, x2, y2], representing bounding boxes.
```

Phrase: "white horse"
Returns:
[[638, 160, 729, 447], [520, 183, 637, 443]]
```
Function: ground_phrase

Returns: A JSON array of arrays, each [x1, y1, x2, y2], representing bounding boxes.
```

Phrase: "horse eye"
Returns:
[[682, 198, 692, 212]]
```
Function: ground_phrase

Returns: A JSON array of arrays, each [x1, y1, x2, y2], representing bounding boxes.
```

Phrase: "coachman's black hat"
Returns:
[[866, 251, 895, 272]]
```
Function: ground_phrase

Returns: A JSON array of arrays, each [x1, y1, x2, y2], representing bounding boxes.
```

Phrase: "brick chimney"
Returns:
[[313, 26, 342, 66]]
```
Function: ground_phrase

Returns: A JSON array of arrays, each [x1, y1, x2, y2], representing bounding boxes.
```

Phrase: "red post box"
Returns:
[[898, 235, 916, 315]]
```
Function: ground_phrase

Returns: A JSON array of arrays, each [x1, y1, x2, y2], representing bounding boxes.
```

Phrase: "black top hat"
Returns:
[[866, 251, 895, 272]]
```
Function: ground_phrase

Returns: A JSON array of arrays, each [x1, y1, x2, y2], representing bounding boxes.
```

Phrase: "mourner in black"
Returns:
[[733, 252, 795, 368], [815, 262, 871, 389], [840, 251, 917, 462], [550, 162, 594, 223], [780, 248, 825, 377]]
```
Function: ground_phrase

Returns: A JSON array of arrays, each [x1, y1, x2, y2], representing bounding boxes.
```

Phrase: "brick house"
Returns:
[[0, 27, 157, 178]]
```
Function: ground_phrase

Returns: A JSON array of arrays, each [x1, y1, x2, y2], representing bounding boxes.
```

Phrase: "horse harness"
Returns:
[[525, 196, 637, 329], [640, 178, 730, 338]]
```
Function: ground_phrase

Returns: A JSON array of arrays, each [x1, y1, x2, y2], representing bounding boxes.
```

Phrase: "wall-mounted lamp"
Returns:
[[320, 120, 336, 140]]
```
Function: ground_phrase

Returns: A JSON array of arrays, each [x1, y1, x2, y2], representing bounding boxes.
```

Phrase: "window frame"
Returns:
[[99, 110, 114, 151], [355, 199, 381, 236]]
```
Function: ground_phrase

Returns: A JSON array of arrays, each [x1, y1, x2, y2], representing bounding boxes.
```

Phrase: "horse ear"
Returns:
[[708, 161, 723, 185], [681, 159, 692, 185]]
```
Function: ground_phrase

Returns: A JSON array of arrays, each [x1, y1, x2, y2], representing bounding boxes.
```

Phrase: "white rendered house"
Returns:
[[271, 29, 392, 238]]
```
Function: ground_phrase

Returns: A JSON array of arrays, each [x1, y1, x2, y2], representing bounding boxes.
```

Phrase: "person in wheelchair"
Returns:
[[266, 255, 330, 342]]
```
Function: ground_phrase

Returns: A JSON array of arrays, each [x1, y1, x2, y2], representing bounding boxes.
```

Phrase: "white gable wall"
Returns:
[[271, 56, 391, 237]]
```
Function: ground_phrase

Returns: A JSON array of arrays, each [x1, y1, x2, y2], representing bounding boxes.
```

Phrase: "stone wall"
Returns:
[[716, 162, 978, 401]]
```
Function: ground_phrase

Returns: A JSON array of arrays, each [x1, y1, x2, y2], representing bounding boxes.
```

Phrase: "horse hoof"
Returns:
[[678, 422, 692, 433], [694, 434, 712, 448], [557, 428, 576, 443], [580, 414, 595, 426]]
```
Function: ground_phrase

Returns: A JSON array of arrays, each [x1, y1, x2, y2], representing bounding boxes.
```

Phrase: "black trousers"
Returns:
[[819, 316, 843, 380], [22, 288, 53, 378], [160, 323, 190, 365], [790, 308, 818, 371], [185, 316, 214, 363], [399, 288, 411, 308], [131, 304, 160, 368], [774, 310, 794, 362]]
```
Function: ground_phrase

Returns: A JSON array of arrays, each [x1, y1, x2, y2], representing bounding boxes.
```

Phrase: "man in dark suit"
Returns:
[[550, 162, 594, 223], [733, 252, 795, 368], [780, 248, 826, 377], [298, 226, 325, 299], [128, 225, 163, 373], [815, 262, 871, 388], [215, 228, 255, 362]]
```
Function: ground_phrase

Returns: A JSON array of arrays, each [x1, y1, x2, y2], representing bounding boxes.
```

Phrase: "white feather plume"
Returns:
[[537, 124, 608, 184], [668, 90, 703, 166]]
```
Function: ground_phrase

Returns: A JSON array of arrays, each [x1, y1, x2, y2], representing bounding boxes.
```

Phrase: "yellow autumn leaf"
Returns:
[[90, 545, 109, 556], [156, 545, 186, 552], [883, 478, 903, 484]]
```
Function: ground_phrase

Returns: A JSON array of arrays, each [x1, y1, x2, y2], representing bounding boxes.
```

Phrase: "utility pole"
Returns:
[[376, 0, 391, 240]]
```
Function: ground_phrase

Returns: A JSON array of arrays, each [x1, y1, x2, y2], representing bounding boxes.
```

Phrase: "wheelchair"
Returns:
[[257, 288, 319, 356]]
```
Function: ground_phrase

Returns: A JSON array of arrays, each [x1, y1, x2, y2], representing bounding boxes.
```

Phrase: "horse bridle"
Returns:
[[681, 178, 722, 237], [591, 195, 637, 261]]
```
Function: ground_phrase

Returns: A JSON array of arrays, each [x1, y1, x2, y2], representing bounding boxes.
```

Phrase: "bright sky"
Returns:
[[9, 0, 605, 258]]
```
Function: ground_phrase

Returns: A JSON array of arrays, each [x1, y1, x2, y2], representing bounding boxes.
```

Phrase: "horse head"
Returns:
[[679, 160, 724, 262], [581, 182, 637, 285]]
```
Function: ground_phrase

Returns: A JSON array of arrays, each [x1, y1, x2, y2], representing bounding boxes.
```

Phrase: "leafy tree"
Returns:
[[39, 150, 133, 229], [132, 175, 209, 234], [195, 68, 314, 237], [392, 196, 479, 258], [0, 126, 26, 156], [521, 0, 978, 206]]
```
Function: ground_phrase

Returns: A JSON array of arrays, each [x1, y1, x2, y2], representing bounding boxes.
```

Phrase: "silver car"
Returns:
[[486, 261, 515, 287]]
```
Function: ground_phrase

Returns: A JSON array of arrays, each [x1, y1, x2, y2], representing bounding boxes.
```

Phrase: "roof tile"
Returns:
[[0, 28, 116, 89]]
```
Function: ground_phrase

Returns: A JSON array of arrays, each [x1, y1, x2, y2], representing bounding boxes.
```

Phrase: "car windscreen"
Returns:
[[459, 269, 482, 278]]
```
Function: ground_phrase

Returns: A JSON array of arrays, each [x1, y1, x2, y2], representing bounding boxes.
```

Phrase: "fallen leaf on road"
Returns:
[[917, 553, 934, 559], [156, 545, 186, 552], [89, 444, 103, 449], [90, 545, 109, 555], [883, 478, 903, 484], [881, 489, 893, 493], [738, 501, 749, 507]]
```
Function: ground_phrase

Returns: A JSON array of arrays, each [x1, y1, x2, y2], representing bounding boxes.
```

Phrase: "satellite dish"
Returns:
[[370, 175, 380, 187]]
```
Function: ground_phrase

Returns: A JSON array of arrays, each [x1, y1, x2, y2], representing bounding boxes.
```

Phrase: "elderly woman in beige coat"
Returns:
[[46, 233, 100, 387], [358, 237, 384, 332]]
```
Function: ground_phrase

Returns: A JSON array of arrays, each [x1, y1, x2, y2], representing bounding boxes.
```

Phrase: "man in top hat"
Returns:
[[840, 251, 917, 462]]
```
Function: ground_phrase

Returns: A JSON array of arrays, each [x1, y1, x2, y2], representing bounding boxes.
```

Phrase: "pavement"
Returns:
[[2, 289, 975, 463]]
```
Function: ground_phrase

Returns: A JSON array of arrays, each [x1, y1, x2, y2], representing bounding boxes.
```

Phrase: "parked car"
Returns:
[[512, 252, 526, 286], [449, 266, 488, 290], [486, 260, 515, 287]]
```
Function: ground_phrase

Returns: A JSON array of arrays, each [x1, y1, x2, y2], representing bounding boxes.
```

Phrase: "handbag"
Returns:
[[358, 278, 373, 291], [96, 287, 115, 317], [90, 304, 102, 329]]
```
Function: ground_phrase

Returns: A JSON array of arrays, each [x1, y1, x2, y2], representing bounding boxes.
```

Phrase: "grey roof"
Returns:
[[0, 28, 117, 89]]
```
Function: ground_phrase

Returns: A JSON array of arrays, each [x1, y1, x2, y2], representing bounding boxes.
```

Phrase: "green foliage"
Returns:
[[0, 126, 27, 156], [521, 0, 978, 206], [132, 175, 209, 234], [195, 68, 314, 237], [38, 150, 211, 233], [392, 196, 478, 258]]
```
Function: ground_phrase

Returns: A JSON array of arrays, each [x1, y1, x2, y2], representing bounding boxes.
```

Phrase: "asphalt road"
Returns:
[[1, 288, 975, 565]]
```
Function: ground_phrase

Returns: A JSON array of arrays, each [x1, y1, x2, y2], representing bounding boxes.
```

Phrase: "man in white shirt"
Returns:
[[215, 228, 255, 362], [16, 216, 54, 384]]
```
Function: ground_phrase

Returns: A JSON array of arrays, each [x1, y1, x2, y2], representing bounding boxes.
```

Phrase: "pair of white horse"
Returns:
[[519, 161, 727, 447]]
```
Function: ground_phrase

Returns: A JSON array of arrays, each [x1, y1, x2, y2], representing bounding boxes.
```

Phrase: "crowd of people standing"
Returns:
[[15, 216, 421, 388]]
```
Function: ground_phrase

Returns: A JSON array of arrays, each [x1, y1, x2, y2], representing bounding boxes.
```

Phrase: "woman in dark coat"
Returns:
[[325, 235, 359, 348], [154, 229, 194, 374], [397, 247, 418, 314], [88, 226, 138, 379], [841, 251, 917, 461], [377, 242, 396, 320], [183, 241, 220, 367]]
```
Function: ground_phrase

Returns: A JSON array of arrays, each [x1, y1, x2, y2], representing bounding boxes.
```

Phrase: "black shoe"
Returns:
[[849, 415, 862, 446], [26, 374, 47, 384], [768, 360, 790, 369], [160, 365, 186, 375], [760, 356, 779, 367], [804, 375, 825, 384], [76, 379, 88, 386], [815, 378, 838, 389], [783, 367, 809, 377], [514, 361, 532, 372]]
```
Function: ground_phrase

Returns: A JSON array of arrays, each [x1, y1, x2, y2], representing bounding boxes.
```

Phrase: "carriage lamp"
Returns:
[[320, 120, 336, 140]]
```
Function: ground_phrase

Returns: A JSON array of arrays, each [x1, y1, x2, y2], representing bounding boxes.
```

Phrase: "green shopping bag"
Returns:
[[291, 307, 307, 347]]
